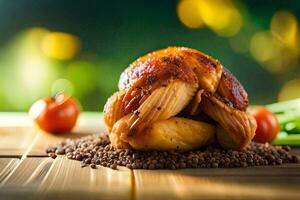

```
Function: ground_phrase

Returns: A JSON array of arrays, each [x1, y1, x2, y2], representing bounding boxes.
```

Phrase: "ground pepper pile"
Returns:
[[46, 134, 300, 170]]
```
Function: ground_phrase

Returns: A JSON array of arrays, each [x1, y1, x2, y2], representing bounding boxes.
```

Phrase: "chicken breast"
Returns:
[[201, 92, 256, 149]]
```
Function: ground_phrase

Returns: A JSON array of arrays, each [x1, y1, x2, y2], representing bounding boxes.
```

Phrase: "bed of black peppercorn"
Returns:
[[46, 134, 300, 170]]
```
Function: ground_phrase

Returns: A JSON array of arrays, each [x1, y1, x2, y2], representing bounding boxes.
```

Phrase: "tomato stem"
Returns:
[[52, 92, 64, 101]]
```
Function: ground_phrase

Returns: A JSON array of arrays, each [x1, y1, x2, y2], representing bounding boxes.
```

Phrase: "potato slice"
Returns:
[[128, 117, 214, 151], [111, 116, 215, 150]]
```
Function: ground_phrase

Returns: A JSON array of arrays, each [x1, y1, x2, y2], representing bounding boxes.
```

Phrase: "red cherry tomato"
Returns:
[[250, 106, 280, 143], [29, 95, 80, 133]]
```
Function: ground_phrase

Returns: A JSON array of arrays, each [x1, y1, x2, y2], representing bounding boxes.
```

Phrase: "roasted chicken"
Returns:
[[103, 47, 257, 150]]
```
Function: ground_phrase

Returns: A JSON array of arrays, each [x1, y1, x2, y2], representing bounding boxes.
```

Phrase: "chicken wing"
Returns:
[[109, 80, 198, 148], [201, 92, 256, 149]]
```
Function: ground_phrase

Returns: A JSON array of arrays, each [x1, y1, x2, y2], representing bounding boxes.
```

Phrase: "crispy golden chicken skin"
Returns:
[[103, 46, 256, 150], [118, 47, 222, 115]]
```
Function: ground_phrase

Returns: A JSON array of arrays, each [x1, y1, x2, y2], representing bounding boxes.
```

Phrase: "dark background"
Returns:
[[0, 0, 299, 111]]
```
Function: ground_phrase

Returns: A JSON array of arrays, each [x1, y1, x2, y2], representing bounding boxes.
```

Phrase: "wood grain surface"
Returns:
[[2, 158, 54, 187], [37, 156, 131, 200], [0, 127, 37, 156], [133, 167, 300, 200], [0, 113, 300, 200], [27, 131, 92, 156], [0, 158, 19, 183]]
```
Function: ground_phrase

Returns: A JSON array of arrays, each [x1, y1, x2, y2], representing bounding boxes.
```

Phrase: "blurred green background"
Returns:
[[0, 0, 299, 111]]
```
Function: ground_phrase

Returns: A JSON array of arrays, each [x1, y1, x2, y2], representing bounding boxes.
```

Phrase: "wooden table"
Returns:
[[0, 112, 299, 200]]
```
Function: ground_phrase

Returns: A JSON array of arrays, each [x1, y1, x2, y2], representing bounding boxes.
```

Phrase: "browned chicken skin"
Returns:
[[118, 47, 222, 114], [103, 47, 256, 150], [217, 67, 249, 111]]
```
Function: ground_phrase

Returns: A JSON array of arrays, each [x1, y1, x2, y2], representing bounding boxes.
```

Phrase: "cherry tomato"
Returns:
[[29, 95, 80, 133], [249, 106, 280, 143]]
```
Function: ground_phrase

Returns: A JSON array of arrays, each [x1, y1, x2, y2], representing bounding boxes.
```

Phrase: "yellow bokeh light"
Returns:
[[250, 31, 276, 62], [212, 7, 242, 37], [271, 11, 298, 49], [177, 0, 204, 29], [250, 10, 299, 74], [177, 0, 243, 37], [199, 0, 242, 36], [278, 79, 300, 102], [41, 32, 80, 60], [249, 31, 296, 74]]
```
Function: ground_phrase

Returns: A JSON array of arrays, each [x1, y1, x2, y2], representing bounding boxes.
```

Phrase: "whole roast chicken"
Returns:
[[103, 47, 257, 150]]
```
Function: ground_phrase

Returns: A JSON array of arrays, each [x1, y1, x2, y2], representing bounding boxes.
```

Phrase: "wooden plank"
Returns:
[[0, 158, 54, 200], [0, 113, 32, 127], [1, 158, 54, 187], [133, 167, 300, 200], [0, 156, 132, 200], [0, 112, 105, 156], [290, 148, 300, 156], [168, 165, 300, 176], [26, 113, 106, 156], [0, 158, 19, 183], [0, 127, 37, 156], [27, 131, 93, 156], [36, 156, 132, 200], [73, 112, 105, 134], [0, 112, 103, 131]]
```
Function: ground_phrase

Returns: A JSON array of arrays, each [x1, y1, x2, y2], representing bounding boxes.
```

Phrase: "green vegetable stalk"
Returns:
[[266, 98, 300, 146]]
